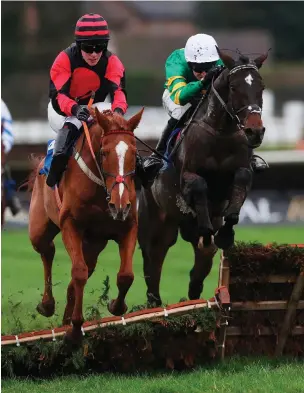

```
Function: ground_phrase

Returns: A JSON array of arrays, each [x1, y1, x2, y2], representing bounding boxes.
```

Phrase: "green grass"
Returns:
[[2, 226, 304, 334], [2, 358, 304, 393], [2, 226, 304, 392]]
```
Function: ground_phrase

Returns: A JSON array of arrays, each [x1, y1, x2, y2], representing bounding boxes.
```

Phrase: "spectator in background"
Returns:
[[1, 99, 22, 216]]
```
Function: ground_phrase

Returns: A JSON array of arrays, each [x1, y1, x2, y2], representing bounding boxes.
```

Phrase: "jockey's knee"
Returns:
[[162, 89, 191, 121], [64, 117, 82, 130]]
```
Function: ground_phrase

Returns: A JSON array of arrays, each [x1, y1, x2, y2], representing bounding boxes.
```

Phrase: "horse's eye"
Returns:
[[231, 86, 236, 92]]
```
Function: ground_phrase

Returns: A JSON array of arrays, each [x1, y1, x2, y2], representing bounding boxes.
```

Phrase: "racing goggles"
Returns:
[[80, 41, 107, 54], [188, 61, 217, 73]]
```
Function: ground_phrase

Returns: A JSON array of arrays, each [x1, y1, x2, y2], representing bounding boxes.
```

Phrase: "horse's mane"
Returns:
[[213, 54, 258, 89], [89, 109, 129, 132]]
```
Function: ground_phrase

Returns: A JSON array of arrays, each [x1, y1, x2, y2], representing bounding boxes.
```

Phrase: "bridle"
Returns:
[[211, 64, 262, 130], [74, 128, 136, 202], [101, 130, 136, 201]]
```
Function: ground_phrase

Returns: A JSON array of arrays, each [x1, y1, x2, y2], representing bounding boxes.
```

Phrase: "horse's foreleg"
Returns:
[[35, 242, 56, 317], [61, 218, 87, 341], [188, 216, 220, 299], [182, 171, 213, 248], [29, 181, 59, 318], [215, 167, 252, 249], [62, 239, 107, 326], [143, 220, 178, 307], [138, 188, 178, 307], [108, 224, 137, 316]]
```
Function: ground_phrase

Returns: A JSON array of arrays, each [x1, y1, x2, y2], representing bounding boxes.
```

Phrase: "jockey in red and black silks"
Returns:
[[46, 13, 128, 187]]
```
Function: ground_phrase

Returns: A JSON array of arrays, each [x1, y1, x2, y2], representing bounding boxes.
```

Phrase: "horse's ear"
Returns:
[[95, 107, 110, 131], [127, 107, 144, 132], [254, 52, 268, 69], [216, 46, 235, 69]]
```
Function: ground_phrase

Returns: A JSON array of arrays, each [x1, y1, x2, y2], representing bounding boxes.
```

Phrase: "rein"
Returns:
[[167, 85, 212, 160]]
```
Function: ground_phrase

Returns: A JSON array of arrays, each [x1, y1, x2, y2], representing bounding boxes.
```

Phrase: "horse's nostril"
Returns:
[[245, 128, 253, 134], [108, 203, 116, 212]]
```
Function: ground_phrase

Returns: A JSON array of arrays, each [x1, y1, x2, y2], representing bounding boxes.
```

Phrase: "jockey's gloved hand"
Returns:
[[114, 107, 124, 116], [71, 104, 90, 122], [203, 65, 225, 84]]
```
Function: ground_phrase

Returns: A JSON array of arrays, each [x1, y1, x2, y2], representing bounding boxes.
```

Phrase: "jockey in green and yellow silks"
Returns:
[[143, 33, 268, 185], [164, 34, 223, 114], [143, 34, 224, 179]]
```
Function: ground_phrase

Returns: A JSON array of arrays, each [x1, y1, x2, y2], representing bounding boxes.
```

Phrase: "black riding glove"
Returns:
[[114, 107, 124, 116], [204, 65, 225, 84], [71, 104, 90, 122]]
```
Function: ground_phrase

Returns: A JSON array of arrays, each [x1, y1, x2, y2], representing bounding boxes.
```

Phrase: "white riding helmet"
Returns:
[[185, 34, 220, 63]]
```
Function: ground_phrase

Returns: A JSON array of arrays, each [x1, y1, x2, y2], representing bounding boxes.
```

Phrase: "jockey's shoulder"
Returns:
[[165, 48, 189, 77], [166, 48, 186, 64]]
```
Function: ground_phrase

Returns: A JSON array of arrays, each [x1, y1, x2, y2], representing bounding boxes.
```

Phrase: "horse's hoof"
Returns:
[[147, 293, 162, 308], [197, 236, 217, 257], [108, 299, 128, 316], [63, 327, 83, 349], [36, 300, 55, 317], [214, 228, 235, 250], [198, 235, 214, 250]]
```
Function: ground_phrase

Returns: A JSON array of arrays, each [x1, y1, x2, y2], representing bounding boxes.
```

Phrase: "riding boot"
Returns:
[[154, 117, 179, 155], [138, 118, 178, 188], [46, 123, 81, 187], [141, 117, 178, 186], [250, 151, 269, 173], [4, 165, 22, 216]]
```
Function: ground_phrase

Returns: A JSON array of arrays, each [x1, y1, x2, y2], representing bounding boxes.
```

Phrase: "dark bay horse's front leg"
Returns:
[[61, 217, 88, 343], [108, 222, 137, 316], [182, 171, 214, 248], [215, 167, 252, 249], [188, 216, 221, 299]]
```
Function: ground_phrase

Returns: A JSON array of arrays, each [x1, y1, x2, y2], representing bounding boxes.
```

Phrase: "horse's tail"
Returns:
[[18, 154, 44, 192]]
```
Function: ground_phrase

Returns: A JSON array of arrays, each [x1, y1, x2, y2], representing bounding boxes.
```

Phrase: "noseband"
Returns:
[[211, 64, 262, 130]]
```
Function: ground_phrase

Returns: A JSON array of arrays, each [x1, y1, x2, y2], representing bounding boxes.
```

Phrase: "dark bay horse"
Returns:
[[28, 108, 143, 342], [138, 49, 267, 306]]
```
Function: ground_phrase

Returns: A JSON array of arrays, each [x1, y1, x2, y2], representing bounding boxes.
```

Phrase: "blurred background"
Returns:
[[2, 0, 304, 227]]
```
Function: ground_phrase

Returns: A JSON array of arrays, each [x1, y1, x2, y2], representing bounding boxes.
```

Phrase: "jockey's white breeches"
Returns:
[[47, 101, 112, 133], [162, 89, 192, 120]]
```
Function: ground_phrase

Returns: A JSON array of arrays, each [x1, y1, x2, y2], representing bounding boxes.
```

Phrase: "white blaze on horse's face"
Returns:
[[115, 141, 129, 204], [245, 74, 253, 86]]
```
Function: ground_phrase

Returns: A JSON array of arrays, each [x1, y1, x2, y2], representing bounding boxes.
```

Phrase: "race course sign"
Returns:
[[239, 191, 304, 225]]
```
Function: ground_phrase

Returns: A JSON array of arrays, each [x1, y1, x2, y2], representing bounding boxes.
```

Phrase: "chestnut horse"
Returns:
[[28, 108, 143, 342]]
